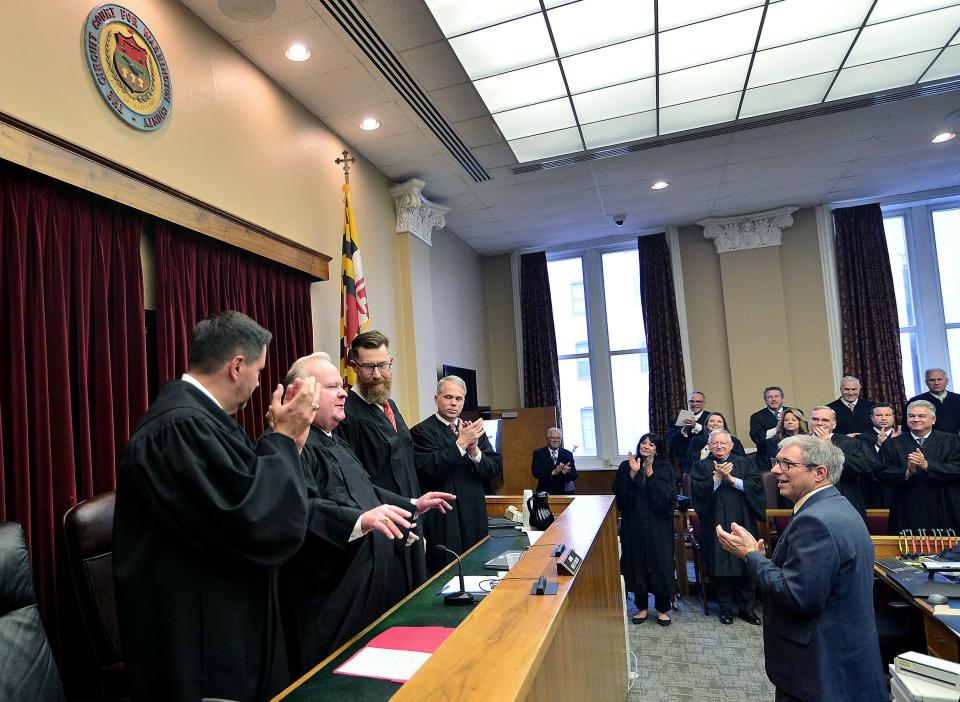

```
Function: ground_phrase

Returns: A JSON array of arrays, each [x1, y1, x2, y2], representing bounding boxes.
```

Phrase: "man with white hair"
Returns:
[[904, 368, 960, 434], [411, 375, 502, 573], [717, 435, 886, 702], [877, 399, 960, 534], [826, 376, 876, 437], [808, 405, 872, 523]]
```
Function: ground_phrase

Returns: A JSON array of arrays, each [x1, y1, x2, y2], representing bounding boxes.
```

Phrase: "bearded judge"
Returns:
[[690, 429, 767, 626], [877, 399, 960, 534], [411, 375, 502, 574], [335, 330, 427, 591], [279, 353, 455, 676]]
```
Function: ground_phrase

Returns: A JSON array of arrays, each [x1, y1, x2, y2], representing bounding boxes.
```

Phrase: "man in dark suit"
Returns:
[[826, 376, 876, 436], [904, 367, 960, 434], [808, 405, 872, 523], [749, 386, 785, 451], [531, 427, 577, 494], [666, 391, 710, 464], [717, 435, 886, 702], [856, 403, 900, 508]]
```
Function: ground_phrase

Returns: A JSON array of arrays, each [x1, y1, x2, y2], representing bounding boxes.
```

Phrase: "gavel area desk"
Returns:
[[274, 495, 627, 701], [873, 536, 960, 662]]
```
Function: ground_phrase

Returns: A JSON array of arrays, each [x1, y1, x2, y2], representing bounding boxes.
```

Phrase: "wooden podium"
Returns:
[[489, 406, 557, 495]]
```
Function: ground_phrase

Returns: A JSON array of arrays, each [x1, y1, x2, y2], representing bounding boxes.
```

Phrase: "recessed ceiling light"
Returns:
[[359, 118, 381, 131], [218, 0, 276, 23], [932, 131, 957, 143], [284, 44, 311, 62], [651, 180, 669, 190]]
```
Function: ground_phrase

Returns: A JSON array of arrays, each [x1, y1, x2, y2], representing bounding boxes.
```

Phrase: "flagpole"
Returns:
[[335, 149, 355, 185]]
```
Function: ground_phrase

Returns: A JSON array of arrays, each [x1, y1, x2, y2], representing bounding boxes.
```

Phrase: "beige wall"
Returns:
[[0, 0, 494, 418], [482, 254, 522, 409]]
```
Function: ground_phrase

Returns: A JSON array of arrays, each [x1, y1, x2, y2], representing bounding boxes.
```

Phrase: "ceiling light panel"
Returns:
[[659, 8, 764, 73], [424, 0, 541, 37], [508, 127, 584, 162], [561, 36, 655, 93], [758, 0, 872, 49], [869, 0, 960, 25], [492, 98, 576, 140], [740, 73, 834, 118], [749, 31, 855, 87], [658, 0, 762, 32], [474, 62, 567, 113], [572, 78, 656, 123], [547, 0, 655, 56], [660, 93, 740, 134], [448, 15, 554, 79], [923, 44, 960, 82], [828, 50, 941, 101], [581, 112, 657, 149], [660, 55, 751, 106], [847, 6, 960, 67]]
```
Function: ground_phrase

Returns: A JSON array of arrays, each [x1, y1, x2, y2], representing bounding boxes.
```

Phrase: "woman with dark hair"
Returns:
[[613, 433, 677, 626], [759, 407, 808, 467], [684, 412, 746, 473]]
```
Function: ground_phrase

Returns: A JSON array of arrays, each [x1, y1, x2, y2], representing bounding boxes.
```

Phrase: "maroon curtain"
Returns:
[[833, 204, 907, 413], [154, 221, 315, 438], [0, 158, 148, 655], [638, 233, 687, 438], [520, 252, 561, 423]]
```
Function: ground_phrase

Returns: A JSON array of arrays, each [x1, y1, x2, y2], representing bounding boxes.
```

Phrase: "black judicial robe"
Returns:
[[857, 428, 895, 508], [113, 380, 308, 702], [613, 458, 676, 598], [666, 409, 711, 463], [411, 415, 503, 573], [280, 428, 414, 677], [336, 391, 427, 591], [831, 433, 872, 523], [827, 397, 877, 436], [877, 430, 960, 534], [904, 391, 960, 435], [690, 454, 766, 578], [684, 433, 745, 476]]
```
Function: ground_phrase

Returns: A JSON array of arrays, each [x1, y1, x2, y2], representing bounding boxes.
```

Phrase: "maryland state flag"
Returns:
[[339, 183, 370, 386]]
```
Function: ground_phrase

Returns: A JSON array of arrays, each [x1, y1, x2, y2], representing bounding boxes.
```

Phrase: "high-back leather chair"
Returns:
[[0, 521, 65, 701], [63, 491, 124, 680]]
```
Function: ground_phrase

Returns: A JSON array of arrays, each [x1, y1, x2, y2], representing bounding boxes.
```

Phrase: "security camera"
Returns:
[[613, 215, 625, 227]]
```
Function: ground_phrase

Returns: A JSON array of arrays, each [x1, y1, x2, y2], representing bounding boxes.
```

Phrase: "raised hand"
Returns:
[[414, 491, 456, 514], [270, 377, 319, 449], [360, 504, 413, 540]]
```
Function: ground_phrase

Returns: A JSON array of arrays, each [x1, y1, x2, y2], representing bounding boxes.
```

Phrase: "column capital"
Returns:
[[389, 178, 450, 246], [697, 206, 798, 254]]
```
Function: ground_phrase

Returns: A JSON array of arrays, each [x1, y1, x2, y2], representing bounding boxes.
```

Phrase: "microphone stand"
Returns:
[[434, 544, 475, 606]]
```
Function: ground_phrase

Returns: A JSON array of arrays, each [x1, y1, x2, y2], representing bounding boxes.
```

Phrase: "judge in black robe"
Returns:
[[691, 431, 766, 622], [336, 387, 428, 591], [877, 430, 960, 534], [665, 391, 710, 463], [114, 313, 316, 702], [857, 408, 899, 509], [281, 427, 419, 676], [683, 411, 745, 476], [904, 368, 960, 434], [614, 433, 676, 624], [412, 413, 502, 573], [827, 397, 876, 436], [808, 406, 872, 523]]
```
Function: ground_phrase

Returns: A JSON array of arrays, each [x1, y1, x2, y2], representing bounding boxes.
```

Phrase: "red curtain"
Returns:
[[0, 158, 148, 653], [154, 221, 315, 438]]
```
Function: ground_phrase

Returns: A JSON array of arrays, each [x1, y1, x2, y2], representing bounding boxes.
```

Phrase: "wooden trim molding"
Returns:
[[0, 111, 330, 280]]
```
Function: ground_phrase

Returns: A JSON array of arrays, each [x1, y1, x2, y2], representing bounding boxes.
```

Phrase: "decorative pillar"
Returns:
[[389, 179, 450, 419], [696, 207, 797, 447]]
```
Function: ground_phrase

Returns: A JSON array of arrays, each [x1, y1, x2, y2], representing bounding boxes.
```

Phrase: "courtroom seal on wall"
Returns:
[[83, 4, 172, 131]]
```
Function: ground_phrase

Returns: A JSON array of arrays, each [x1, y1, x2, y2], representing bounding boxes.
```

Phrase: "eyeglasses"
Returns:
[[353, 360, 393, 375], [771, 458, 816, 471]]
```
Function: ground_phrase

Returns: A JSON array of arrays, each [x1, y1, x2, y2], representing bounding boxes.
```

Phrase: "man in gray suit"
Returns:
[[717, 435, 885, 702]]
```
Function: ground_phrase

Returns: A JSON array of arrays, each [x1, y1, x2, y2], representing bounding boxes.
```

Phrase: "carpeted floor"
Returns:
[[625, 593, 776, 702]]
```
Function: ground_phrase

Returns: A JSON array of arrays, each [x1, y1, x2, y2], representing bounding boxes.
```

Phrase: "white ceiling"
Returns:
[[180, 0, 960, 255]]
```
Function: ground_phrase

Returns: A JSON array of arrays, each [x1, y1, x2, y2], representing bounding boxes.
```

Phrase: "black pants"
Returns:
[[635, 592, 671, 613], [713, 575, 754, 614]]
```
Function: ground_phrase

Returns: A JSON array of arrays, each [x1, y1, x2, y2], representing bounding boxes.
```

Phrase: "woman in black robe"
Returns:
[[613, 433, 677, 626], [684, 412, 746, 473]]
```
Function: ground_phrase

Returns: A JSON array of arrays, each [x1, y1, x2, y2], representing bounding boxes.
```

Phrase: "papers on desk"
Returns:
[[334, 626, 454, 683], [437, 575, 493, 595], [527, 530, 545, 546], [674, 409, 695, 426]]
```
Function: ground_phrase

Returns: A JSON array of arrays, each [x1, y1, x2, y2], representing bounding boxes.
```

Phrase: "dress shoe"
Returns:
[[631, 613, 648, 624], [740, 612, 762, 626], [656, 615, 672, 627], [719, 611, 734, 625]]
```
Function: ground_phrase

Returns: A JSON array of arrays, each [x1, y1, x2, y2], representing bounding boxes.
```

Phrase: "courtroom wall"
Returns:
[[0, 0, 490, 418], [482, 254, 522, 409], [429, 228, 493, 410]]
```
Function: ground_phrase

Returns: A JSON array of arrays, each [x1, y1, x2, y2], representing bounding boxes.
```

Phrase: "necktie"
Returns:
[[551, 450, 558, 464], [382, 402, 397, 431], [449, 421, 458, 435], [916, 435, 926, 448]]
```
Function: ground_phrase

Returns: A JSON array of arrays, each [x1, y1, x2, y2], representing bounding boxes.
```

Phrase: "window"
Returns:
[[547, 247, 648, 465], [883, 202, 960, 397]]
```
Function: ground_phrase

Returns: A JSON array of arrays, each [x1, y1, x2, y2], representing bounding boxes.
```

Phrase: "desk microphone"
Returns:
[[434, 544, 475, 606]]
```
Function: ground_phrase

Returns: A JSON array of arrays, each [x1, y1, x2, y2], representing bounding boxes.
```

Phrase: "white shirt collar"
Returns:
[[181, 373, 222, 410], [435, 413, 458, 428], [911, 431, 932, 441], [932, 391, 948, 401]]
